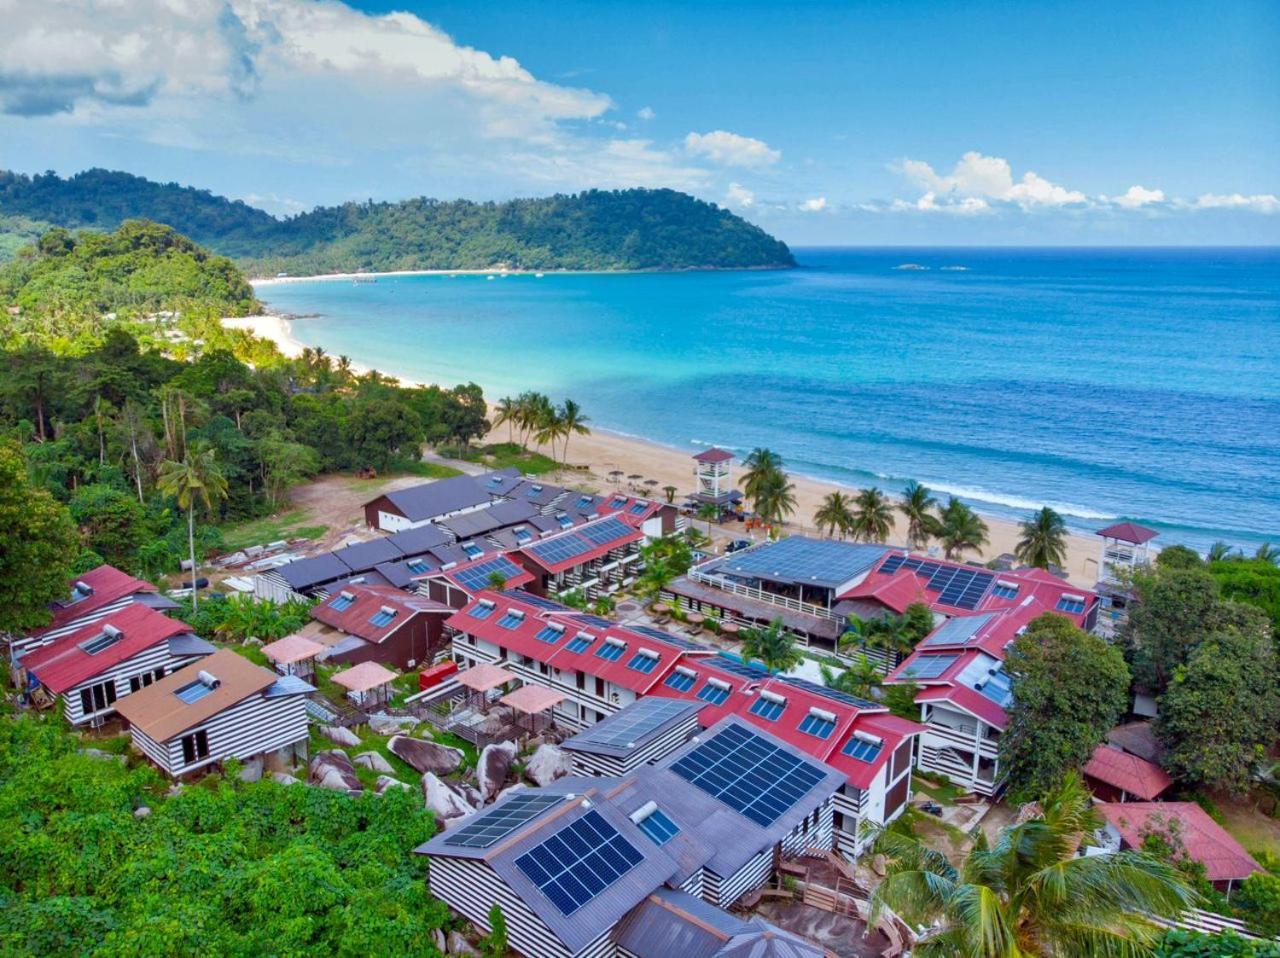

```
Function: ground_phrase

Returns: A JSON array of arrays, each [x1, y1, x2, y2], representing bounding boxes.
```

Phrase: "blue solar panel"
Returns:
[[841, 737, 883, 763], [626, 652, 659, 673], [899, 653, 958, 680], [568, 613, 614, 630], [369, 609, 396, 627], [595, 641, 626, 662], [920, 613, 993, 649], [798, 713, 836, 739], [497, 610, 526, 630], [566, 634, 593, 654], [748, 696, 785, 721], [991, 582, 1019, 600], [714, 653, 770, 680], [876, 555, 993, 610], [710, 537, 889, 588], [453, 557, 523, 592], [631, 625, 705, 652], [328, 592, 355, 611], [535, 624, 565, 644], [628, 501, 648, 516], [502, 590, 570, 612], [976, 667, 1014, 706], [514, 810, 644, 916], [697, 682, 730, 705], [1056, 595, 1087, 615], [578, 516, 633, 546], [670, 723, 827, 828], [527, 534, 595, 567], [636, 809, 679, 845], [664, 671, 696, 692], [780, 675, 877, 710]]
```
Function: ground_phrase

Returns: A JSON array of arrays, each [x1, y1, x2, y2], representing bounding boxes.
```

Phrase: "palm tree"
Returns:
[[1206, 541, 1237, 562], [1256, 542, 1280, 565], [558, 399, 591, 463], [157, 444, 228, 612], [814, 491, 854, 539], [1015, 506, 1068, 569], [850, 487, 893, 543], [820, 653, 882, 700], [740, 448, 783, 511], [755, 469, 797, 526], [739, 617, 803, 673], [534, 405, 564, 460], [936, 497, 990, 561], [493, 396, 517, 443], [696, 503, 719, 535], [899, 480, 938, 550], [870, 773, 1196, 958]]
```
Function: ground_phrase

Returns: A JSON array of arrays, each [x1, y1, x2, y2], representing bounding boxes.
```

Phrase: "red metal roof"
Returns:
[[693, 447, 734, 463], [913, 682, 1010, 730], [838, 567, 930, 614], [1097, 802, 1259, 883], [22, 603, 190, 694], [1096, 522, 1159, 545], [311, 583, 452, 642], [1083, 744, 1173, 800], [31, 564, 157, 638]]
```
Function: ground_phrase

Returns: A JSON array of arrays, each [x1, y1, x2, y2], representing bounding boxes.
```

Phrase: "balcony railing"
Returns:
[[687, 569, 840, 621]]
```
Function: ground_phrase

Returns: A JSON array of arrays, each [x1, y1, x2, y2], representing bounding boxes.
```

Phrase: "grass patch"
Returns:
[[226, 642, 270, 667], [392, 460, 464, 479], [1214, 793, 1280, 859], [442, 441, 559, 476], [220, 508, 328, 553], [914, 772, 965, 805]]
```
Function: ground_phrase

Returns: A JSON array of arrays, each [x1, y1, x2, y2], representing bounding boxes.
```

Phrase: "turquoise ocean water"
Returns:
[[259, 247, 1280, 552]]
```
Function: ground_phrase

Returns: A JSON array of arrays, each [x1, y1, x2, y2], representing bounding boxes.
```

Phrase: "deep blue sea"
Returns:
[[259, 247, 1280, 552]]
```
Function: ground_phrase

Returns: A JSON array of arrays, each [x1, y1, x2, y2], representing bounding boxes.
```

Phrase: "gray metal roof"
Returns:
[[263, 674, 316, 698], [329, 537, 404, 573], [439, 499, 540, 540], [386, 524, 452, 555], [614, 889, 753, 958], [383, 469, 519, 522], [561, 697, 705, 759], [277, 553, 353, 590], [506, 479, 569, 507], [166, 633, 217, 657], [701, 537, 890, 590], [715, 924, 826, 958], [373, 560, 418, 589]]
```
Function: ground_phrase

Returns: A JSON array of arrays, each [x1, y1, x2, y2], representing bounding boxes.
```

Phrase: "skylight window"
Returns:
[[595, 638, 626, 661], [534, 624, 565, 644], [469, 600, 496, 620], [992, 581, 1019, 600], [748, 691, 787, 721], [842, 732, 883, 763], [697, 680, 731, 705], [329, 590, 356, 611], [1056, 594, 1087, 615], [369, 605, 398, 628], [566, 633, 593, 653], [798, 708, 837, 739], [497, 610, 526, 630], [664, 668, 696, 693]]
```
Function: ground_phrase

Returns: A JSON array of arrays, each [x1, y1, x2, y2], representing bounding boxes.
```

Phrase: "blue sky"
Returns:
[[1, 0, 1277, 244]]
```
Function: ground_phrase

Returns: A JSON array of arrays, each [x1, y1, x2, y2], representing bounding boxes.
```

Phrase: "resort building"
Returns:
[[1091, 802, 1260, 893], [304, 582, 453, 669], [17, 603, 214, 727], [1092, 522, 1159, 639], [513, 514, 648, 600], [363, 469, 521, 531], [114, 648, 313, 778], [441, 588, 920, 857], [561, 697, 708, 777], [1082, 743, 1173, 803], [8, 563, 178, 660], [614, 888, 825, 958], [417, 716, 844, 958]]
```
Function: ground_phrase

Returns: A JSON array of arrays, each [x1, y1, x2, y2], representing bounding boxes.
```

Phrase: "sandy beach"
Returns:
[[223, 311, 1105, 586]]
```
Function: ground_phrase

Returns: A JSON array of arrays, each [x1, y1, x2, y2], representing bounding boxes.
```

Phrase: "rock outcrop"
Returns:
[[422, 772, 475, 820], [389, 735, 464, 775], [477, 740, 518, 802], [525, 743, 573, 786], [320, 725, 362, 747], [309, 750, 363, 795], [354, 751, 395, 774]]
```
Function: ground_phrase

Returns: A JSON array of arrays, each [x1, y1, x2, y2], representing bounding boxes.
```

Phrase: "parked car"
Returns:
[[725, 539, 753, 554]]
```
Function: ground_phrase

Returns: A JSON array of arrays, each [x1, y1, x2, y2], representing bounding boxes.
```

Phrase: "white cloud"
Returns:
[[1112, 185, 1165, 209], [798, 197, 827, 212], [897, 151, 1086, 209], [890, 191, 990, 215], [684, 130, 780, 168], [637, 105, 655, 121], [724, 182, 755, 208], [1194, 192, 1280, 214]]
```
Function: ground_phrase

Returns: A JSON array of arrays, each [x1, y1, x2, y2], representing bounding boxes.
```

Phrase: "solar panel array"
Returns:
[[502, 590, 570, 613], [514, 810, 645, 916], [781, 675, 877, 710], [453, 556, 524, 592], [713, 538, 889, 587], [574, 698, 695, 749], [630, 625, 704, 651], [578, 516, 633, 546], [568, 613, 614, 630], [920, 612, 994, 649], [841, 738, 883, 763], [527, 534, 596, 567], [877, 555, 994, 610], [900, 653, 959, 680], [713, 654, 770, 681], [670, 723, 827, 827], [443, 793, 563, 849]]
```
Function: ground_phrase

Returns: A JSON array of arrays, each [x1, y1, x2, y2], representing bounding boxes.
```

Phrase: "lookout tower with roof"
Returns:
[[1093, 522, 1158, 638], [689, 447, 738, 517]]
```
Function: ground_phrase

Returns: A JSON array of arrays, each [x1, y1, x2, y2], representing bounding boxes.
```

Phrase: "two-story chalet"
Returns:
[[305, 582, 453, 669], [17, 603, 214, 726], [114, 648, 313, 778], [417, 716, 843, 958]]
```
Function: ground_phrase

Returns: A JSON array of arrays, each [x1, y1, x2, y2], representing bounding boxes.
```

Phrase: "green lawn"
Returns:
[[392, 460, 464, 479], [1214, 794, 1280, 859], [446, 441, 559, 476], [913, 772, 966, 805], [220, 509, 328, 553]]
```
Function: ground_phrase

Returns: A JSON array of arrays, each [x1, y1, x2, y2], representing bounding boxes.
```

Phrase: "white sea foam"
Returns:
[[921, 480, 1114, 520]]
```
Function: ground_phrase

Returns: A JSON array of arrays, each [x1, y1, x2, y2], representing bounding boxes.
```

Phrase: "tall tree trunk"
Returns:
[[188, 505, 198, 612]]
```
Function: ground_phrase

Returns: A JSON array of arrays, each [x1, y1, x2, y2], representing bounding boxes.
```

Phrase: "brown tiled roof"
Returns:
[[114, 648, 276, 742], [331, 660, 397, 693], [1084, 744, 1173, 800]]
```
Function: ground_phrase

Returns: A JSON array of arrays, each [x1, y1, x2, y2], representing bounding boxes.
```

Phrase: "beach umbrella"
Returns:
[[608, 469, 624, 485], [627, 473, 643, 480], [643, 478, 658, 489]]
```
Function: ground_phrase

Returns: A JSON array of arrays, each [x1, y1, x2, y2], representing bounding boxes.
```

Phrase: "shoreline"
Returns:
[[221, 311, 1109, 585], [250, 263, 791, 287]]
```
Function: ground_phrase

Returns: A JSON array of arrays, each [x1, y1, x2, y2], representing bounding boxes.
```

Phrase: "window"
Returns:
[[469, 600, 496, 620], [461, 541, 484, 560], [626, 651, 659, 674], [595, 640, 626, 662], [329, 591, 356, 611], [664, 670, 696, 693], [129, 668, 165, 694], [497, 610, 525, 630], [534, 624, 565, 644], [566, 633, 593, 654], [181, 729, 210, 765], [798, 712, 836, 739], [991, 582, 1019, 600], [175, 680, 214, 704], [842, 736, 883, 763], [749, 694, 786, 721], [78, 680, 117, 715], [636, 808, 680, 845], [697, 681, 730, 705], [1056, 595, 1087, 615], [369, 606, 398, 628]]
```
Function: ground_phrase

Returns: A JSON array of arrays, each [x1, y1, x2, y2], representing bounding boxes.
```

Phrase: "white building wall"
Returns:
[[57, 643, 206, 725]]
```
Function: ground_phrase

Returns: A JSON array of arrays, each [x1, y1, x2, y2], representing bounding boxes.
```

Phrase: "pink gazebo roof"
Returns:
[[261, 634, 324, 665], [501, 683, 566, 714], [332, 661, 397, 693], [693, 447, 734, 463], [1096, 522, 1158, 545], [456, 662, 517, 692]]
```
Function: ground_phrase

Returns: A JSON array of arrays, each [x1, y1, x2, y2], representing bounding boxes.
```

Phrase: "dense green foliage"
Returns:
[[0, 715, 447, 956], [0, 169, 795, 273], [1210, 558, 1280, 632], [0, 221, 259, 343], [1001, 613, 1131, 802], [1155, 930, 1280, 957], [0, 443, 79, 633]]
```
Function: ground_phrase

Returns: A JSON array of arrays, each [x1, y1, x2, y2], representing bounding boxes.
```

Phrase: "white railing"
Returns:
[[687, 569, 841, 621]]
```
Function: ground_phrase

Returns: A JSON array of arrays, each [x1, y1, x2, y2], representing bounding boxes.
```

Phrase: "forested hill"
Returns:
[[0, 169, 796, 273]]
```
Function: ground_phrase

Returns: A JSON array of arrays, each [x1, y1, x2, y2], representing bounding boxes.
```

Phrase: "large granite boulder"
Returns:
[[354, 751, 395, 774], [447, 931, 480, 956], [422, 772, 475, 821], [309, 750, 362, 795], [237, 756, 264, 782], [389, 735, 464, 775], [320, 725, 362, 747], [477, 740, 518, 803], [375, 775, 412, 795], [272, 772, 301, 786], [525, 743, 573, 787]]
